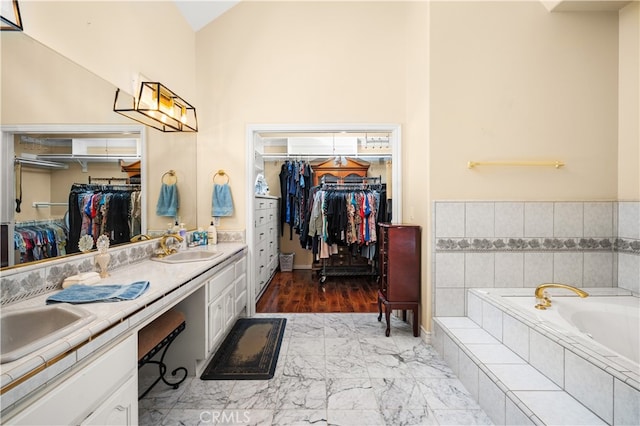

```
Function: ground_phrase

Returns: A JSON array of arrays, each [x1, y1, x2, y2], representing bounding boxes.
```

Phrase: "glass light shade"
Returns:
[[113, 82, 198, 133]]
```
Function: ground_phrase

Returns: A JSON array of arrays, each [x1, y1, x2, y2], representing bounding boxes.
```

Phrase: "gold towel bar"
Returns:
[[467, 160, 565, 169]]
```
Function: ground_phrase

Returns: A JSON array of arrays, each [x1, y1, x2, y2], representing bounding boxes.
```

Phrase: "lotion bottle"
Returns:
[[179, 223, 187, 249], [208, 220, 217, 245]]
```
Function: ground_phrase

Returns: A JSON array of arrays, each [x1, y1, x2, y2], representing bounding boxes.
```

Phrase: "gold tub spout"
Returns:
[[534, 283, 589, 310], [130, 234, 151, 242]]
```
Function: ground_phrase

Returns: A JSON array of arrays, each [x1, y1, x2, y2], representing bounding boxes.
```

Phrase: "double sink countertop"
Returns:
[[0, 242, 247, 411]]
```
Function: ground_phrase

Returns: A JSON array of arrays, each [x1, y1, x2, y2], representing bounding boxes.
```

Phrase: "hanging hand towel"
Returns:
[[46, 281, 150, 304], [212, 183, 234, 217], [156, 183, 179, 217]]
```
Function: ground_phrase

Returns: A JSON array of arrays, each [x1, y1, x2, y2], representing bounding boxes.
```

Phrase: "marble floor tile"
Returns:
[[140, 313, 494, 425], [324, 337, 363, 358], [370, 377, 427, 410], [431, 408, 494, 426], [272, 409, 327, 426], [282, 355, 325, 379], [327, 378, 378, 410], [276, 377, 326, 410], [326, 409, 387, 425], [415, 377, 482, 410], [325, 355, 369, 378], [226, 379, 281, 409]]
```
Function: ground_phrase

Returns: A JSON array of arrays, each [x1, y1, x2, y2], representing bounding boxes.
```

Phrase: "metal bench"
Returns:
[[137, 309, 188, 400]]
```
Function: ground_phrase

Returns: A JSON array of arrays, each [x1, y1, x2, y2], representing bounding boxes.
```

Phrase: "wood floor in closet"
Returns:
[[256, 270, 379, 313]]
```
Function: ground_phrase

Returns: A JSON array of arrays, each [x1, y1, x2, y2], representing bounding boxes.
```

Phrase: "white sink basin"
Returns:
[[151, 250, 224, 264], [1, 304, 96, 363]]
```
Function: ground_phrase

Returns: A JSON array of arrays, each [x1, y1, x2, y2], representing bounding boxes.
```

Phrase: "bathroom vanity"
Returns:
[[0, 243, 247, 425]]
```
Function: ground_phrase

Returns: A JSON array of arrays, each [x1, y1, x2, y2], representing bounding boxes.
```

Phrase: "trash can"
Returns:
[[279, 253, 294, 272]]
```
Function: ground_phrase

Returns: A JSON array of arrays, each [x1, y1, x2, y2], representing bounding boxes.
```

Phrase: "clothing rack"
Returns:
[[88, 176, 130, 184], [313, 177, 384, 285], [16, 218, 66, 226], [72, 182, 141, 192], [319, 175, 382, 187]]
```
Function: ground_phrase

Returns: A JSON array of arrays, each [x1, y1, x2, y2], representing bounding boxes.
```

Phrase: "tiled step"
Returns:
[[433, 317, 607, 425]]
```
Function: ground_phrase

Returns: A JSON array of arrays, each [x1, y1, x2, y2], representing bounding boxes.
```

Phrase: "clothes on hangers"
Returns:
[[303, 178, 386, 263], [68, 183, 141, 253], [278, 160, 312, 241], [14, 220, 68, 263]]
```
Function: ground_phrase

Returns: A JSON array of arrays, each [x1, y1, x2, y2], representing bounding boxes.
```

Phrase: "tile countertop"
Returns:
[[0, 243, 247, 410]]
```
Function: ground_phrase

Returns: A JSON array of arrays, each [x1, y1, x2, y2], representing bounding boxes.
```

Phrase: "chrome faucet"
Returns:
[[534, 283, 589, 310], [158, 233, 184, 257]]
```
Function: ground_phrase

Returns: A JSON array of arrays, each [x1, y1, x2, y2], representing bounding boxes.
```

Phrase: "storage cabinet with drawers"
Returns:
[[377, 223, 421, 337], [254, 196, 279, 300]]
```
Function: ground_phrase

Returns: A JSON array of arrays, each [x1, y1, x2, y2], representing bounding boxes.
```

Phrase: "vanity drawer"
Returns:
[[208, 263, 235, 302]]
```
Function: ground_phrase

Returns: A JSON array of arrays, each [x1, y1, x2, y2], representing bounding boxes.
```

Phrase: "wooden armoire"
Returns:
[[377, 223, 421, 337], [310, 157, 370, 186]]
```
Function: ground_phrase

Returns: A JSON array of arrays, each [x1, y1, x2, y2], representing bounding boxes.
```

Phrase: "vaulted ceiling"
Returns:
[[173, 0, 240, 32]]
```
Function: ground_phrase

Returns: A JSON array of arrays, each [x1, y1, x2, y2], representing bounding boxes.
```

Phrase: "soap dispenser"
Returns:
[[208, 221, 217, 245]]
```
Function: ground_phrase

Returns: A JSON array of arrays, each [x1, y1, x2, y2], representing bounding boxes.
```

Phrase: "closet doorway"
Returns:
[[245, 124, 402, 316]]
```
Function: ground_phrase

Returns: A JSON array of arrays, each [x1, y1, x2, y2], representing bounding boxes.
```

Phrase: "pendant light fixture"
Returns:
[[113, 82, 198, 132], [1, 0, 23, 31]]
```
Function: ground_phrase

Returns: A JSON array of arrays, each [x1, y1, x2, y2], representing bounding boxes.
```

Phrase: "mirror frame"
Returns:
[[1, 123, 147, 270]]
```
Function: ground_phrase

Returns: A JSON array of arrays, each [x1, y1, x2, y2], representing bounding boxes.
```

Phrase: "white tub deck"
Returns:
[[433, 287, 640, 425]]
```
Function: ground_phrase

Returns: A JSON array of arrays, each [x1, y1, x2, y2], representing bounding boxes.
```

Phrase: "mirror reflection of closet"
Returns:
[[7, 127, 145, 267]]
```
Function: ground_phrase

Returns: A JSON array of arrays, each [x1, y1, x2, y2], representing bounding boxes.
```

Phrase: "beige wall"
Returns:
[[619, 1, 640, 201], [1, 8, 199, 233], [429, 1, 619, 201], [19, 0, 197, 100], [194, 1, 411, 231]]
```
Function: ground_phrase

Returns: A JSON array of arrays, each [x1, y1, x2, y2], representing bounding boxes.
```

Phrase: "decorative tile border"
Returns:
[[0, 232, 248, 306], [436, 237, 618, 252], [617, 238, 640, 255], [0, 239, 158, 306]]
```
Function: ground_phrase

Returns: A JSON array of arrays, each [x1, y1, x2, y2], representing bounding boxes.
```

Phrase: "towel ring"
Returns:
[[162, 170, 178, 185], [213, 170, 230, 184]]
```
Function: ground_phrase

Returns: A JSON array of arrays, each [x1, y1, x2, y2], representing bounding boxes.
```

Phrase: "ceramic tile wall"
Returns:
[[433, 201, 639, 316], [617, 202, 640, 293]]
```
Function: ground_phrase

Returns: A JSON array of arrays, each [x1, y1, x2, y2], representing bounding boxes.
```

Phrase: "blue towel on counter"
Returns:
[[212, 183, 234, 217], [156, 183, 179, 217], [46, 281, 150, 304]]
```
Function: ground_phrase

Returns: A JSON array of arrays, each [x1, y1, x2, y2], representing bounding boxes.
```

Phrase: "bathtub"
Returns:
[[503, 295, 640, 365]]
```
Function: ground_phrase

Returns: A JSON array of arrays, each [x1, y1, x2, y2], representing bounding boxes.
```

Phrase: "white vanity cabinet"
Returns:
[[254, 195, 279, 300], [7, 334, 137, 426], [172, 250, 247, 376]]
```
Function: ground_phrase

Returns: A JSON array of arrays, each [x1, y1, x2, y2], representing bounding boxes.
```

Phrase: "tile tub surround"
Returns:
[[0, 229, 245, 307], [433, 288, 640, 425], [433, 201, 640, 317]]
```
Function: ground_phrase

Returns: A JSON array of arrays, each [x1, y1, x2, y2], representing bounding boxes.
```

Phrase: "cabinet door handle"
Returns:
[[115, 405, 127, 412]]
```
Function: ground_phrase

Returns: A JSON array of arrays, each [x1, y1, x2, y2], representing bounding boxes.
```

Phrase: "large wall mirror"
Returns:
[[1, 32, 197, 269]]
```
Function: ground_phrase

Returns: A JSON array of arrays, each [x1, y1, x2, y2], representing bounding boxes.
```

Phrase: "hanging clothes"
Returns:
[[67, 183, 141, 253], [14, 220, 68, 264], [305, 178, 384, 261], [278, 160, 313, 242]]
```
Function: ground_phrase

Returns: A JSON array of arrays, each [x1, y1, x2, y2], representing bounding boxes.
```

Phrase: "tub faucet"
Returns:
[[158, 233, 184, 257], [534, 283, 589, 310]]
